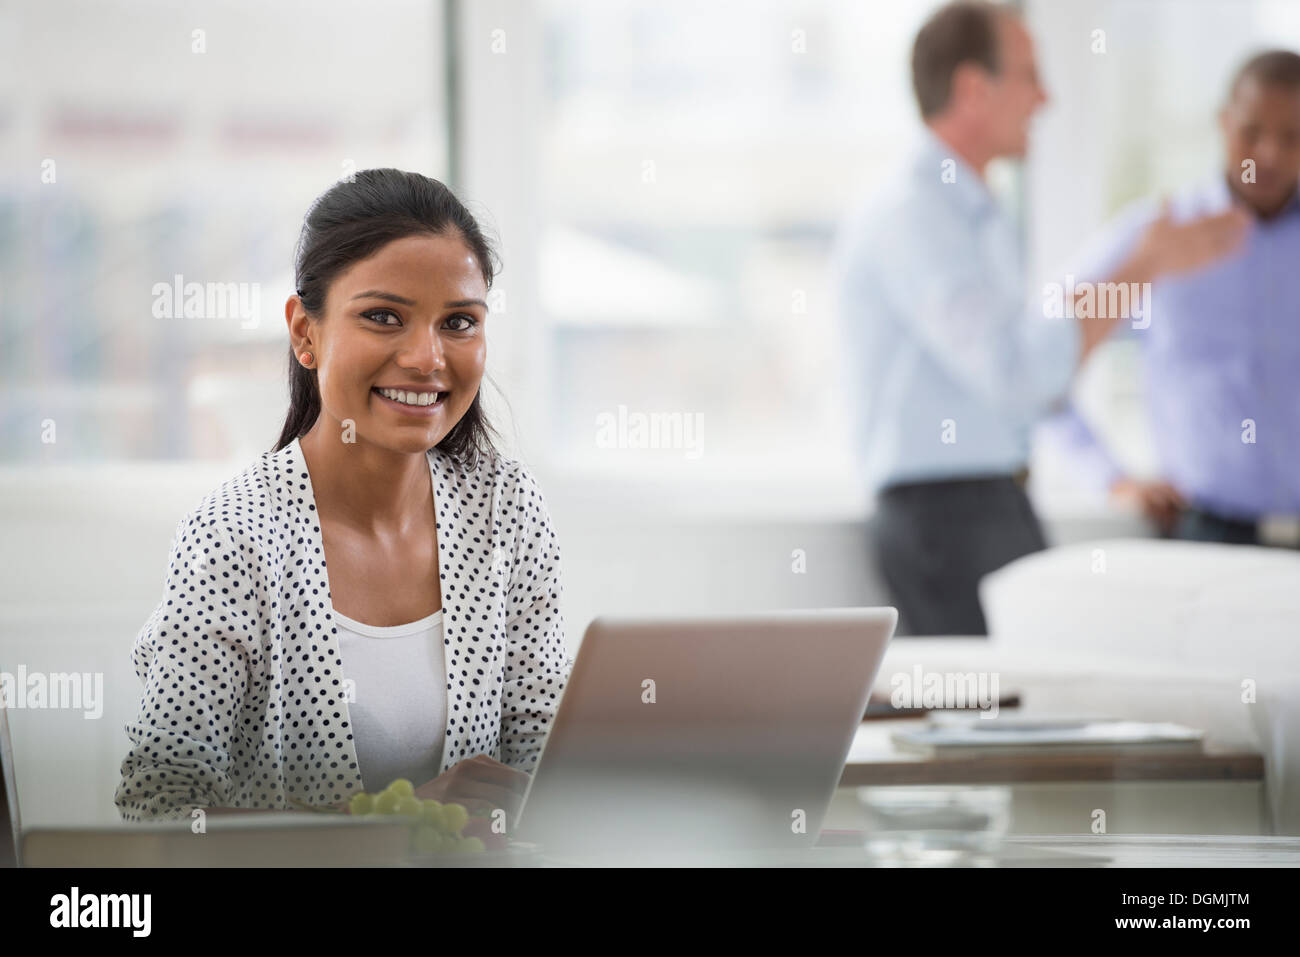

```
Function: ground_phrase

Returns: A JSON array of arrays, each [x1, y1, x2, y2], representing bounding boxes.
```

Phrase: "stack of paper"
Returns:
[[891, 715, 1206, 758]]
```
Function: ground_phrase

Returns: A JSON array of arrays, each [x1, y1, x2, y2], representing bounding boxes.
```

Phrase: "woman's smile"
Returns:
[[371, 386, 449, 415]]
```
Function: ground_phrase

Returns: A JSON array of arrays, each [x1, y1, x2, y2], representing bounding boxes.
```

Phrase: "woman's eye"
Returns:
[[361, 309, 401, 326], [446, 313, 478, 332]]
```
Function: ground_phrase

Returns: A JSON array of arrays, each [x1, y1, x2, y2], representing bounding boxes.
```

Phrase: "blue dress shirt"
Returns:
[[831, 127, 1081, 495]]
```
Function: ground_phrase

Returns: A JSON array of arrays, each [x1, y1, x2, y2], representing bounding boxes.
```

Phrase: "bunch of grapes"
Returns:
[[347, 778, 486, 855]]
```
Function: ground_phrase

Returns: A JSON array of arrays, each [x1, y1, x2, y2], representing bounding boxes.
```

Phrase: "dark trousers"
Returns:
[[870, 475, 1048, 636]]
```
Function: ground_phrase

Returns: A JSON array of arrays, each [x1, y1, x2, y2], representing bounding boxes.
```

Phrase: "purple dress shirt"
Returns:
[[1049, 174, 1300, 520]]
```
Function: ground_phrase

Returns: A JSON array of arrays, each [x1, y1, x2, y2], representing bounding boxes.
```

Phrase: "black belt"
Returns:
[[1185, 505, 1300, 547], [1184, 505, 1256, 534], [881, 469, 1029, 497]]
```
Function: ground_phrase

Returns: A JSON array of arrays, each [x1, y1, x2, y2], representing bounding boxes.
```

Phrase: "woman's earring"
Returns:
[[300, 352, 313, 367]]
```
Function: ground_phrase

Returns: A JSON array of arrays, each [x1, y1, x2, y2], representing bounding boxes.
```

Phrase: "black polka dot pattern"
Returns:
[[115, 437, 573, 822]]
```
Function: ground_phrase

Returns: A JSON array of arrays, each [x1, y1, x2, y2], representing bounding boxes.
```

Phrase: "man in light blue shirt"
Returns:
[[1050, 50, 1300, 548], [832, 1, 1249, 634]]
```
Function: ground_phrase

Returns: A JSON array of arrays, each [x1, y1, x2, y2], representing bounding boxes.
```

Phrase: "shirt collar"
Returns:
[[274, 434, 460, 535], [1202, 173, 1231, 211], [913, 124, 998, 219]]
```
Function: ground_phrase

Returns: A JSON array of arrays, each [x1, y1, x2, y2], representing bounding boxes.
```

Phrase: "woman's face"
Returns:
[[289, 232, 489, 454]]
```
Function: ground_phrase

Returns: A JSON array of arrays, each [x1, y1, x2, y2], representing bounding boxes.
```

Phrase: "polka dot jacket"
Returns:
[[115, 436, 573, 822]]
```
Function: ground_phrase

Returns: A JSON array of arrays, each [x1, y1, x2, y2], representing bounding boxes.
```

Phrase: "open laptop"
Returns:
[[513, 607, 897, 862]]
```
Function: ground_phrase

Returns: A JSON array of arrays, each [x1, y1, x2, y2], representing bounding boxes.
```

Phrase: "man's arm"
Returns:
[[1040, 400, 1125, 493], [1041, 401, 1187, 530], [1065, 199, 1253, 365]]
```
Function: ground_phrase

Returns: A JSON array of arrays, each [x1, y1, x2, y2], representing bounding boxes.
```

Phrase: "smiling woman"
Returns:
[[115, 170, 573, 824]]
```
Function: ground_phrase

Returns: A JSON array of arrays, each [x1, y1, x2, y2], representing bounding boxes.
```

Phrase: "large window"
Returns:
[[8, 0, 1298, 514], [459, 0, 951, 491], [459, 0, 1300, 513]]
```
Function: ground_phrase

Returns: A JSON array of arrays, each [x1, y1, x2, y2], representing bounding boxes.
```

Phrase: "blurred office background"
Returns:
[[3, 0, 1300, 637]]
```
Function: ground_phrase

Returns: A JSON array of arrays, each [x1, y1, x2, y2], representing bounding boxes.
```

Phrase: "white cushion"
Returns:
[[980, 539, 1300, 674]]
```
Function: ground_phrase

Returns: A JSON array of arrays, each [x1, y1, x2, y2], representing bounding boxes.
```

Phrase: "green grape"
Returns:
[[373, 791, 400, 815], [412, 825, 443, 855], [460, 836, 485, 853], [386, 778, 415, 799], [421, 801, 445, 829], [394, 795, 422, 818], [348, 792, 374, 816], [441, 802, 469, 834]]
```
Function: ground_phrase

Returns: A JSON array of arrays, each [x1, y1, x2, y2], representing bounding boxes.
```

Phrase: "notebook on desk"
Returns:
[[891, 715, 1206, 758], [863, 690, 1022, 720]]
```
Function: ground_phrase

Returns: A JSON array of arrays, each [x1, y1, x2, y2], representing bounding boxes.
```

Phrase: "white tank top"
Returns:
[[332, 606, 447, 794]]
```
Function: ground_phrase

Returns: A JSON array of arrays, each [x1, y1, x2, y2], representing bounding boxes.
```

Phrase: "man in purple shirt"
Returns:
[[1056, 50, 1300, 548]]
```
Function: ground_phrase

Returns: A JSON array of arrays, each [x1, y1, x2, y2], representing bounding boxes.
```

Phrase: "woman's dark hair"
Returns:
[[273, 168, 502, 468]]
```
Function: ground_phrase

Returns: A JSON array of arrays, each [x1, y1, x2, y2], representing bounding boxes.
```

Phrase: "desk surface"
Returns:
[[999, 834, 1300, 867], [20, 815, 1299, 868], [840, 719, 1265, 787], [22, 829, 1300, 868]]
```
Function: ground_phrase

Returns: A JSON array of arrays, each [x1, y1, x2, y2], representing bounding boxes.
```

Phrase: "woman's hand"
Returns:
[[316, 755, 533, 818], [414, 755, 532, 826]]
